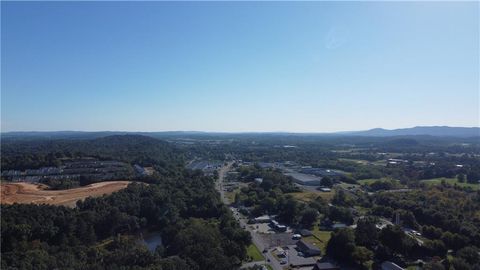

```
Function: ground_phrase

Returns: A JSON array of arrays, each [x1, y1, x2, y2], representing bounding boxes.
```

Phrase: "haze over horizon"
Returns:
[[2, 126, 480, 136], [2, 1, 479, 132]]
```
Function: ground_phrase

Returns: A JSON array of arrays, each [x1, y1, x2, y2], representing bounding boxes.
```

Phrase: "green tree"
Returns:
[[351, 246, 373, 268], [326, 228, 356, 262], [456, 246, 480, 265], [320, 176, 333, 188], [332, 189, 351, 207], [423, 261, 445, 270], [278, 198, 299, 224], [355, 217, 378, 248], [300, 208, 319, 228], [379, 225, 415, 256]]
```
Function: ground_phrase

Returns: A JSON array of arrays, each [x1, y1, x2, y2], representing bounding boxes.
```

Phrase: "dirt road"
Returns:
[[1, 181, 131, 207]]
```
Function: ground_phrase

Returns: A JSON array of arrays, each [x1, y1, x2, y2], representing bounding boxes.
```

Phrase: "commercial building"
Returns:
[[285, 172, 322, 186], [296, 240, 321, 257]]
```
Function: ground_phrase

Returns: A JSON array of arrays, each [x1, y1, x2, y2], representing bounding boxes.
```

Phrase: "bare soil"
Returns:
[[1, 181, 131, 207]]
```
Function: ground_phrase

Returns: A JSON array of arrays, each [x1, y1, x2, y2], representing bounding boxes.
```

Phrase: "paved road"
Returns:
[[216, 161, 233, 202], [216, 163, 283, 270]]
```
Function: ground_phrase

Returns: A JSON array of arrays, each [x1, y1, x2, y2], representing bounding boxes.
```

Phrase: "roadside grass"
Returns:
[[246, 243, 264, 262], [421, 177, 480, 190], [290, 190, 334, 203]]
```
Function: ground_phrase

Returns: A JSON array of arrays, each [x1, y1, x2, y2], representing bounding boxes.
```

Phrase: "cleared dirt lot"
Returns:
[[1, 181, 131, 207]]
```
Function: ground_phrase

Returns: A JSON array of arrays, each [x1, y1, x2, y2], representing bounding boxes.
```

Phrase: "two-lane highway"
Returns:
[[215, 162, 283, 270]]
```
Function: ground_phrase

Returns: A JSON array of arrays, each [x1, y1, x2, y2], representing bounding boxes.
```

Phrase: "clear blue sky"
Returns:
[[1, 1, 478, 132]]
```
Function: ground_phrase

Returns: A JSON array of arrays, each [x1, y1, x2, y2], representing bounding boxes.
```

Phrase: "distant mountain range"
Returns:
[[344, 126, 480, 137], [2, 126, 479, 139]]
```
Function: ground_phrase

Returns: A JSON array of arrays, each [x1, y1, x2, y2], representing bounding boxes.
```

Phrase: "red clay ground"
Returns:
[[1, 181, 131, 207]]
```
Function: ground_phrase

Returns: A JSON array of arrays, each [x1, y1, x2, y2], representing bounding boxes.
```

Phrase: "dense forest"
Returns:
[[322, 186, 480, 270], [1, 135, 250, 269], [1, 135, 185, 176], [1, 171, 250, 269], [2, 133, 480, 269]]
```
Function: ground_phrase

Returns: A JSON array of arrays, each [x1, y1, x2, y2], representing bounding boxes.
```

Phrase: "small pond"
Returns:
[[139, 231, 163, 252]]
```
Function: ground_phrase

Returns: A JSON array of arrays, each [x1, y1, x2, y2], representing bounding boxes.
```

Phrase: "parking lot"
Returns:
[[259, 233, 298, 248], [251, 223, 275, 234]]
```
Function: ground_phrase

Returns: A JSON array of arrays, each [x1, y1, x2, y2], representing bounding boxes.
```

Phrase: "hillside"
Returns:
[[347, 126, 480, 137], [3, 126, 480, 140], [1, 135, 185, 173]]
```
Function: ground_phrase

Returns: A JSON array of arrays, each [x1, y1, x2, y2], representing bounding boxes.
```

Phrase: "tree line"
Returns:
[[2, 169, 250, 270]]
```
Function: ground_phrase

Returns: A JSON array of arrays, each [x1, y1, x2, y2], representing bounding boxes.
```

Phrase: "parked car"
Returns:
[[292, 234, 302, 240]]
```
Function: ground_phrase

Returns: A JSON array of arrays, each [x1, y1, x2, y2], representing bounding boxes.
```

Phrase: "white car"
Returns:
[[292, 234, 302, 240]]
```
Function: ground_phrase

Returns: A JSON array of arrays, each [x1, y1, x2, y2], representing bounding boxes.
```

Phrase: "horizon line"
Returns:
[[2, 125, 480, 135]]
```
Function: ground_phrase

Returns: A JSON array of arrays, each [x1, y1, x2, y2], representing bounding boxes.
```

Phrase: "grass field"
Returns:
[[421, 177, 480, 190], [357, 178, 399, 185], [339, 158, 370, 165], [339, 158, 386, 166], [303, 225, 332, 253], [290, 190, 334, 202], [246, 243, 264, 262], [337, 182, 359, 189]]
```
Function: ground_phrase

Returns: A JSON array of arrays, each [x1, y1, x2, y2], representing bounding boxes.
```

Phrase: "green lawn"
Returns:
[[246, 243, 264, 262], [421, 177, 479, 190], [306, 225, 332, 253]]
